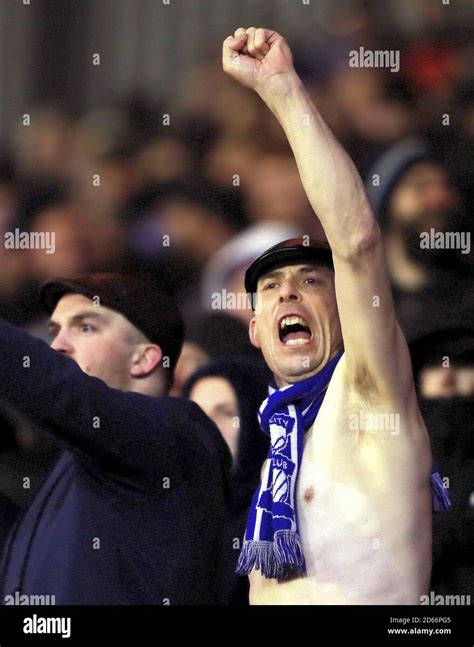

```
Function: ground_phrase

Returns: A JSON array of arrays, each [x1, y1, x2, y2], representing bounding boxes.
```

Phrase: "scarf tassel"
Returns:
[[431, 470, 451, 512], [236, 540, 280, 579], [236, 531, 305, 580]]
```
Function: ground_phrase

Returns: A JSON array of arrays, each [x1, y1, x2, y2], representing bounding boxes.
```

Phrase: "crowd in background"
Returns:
[[0, 3, 472, 602]]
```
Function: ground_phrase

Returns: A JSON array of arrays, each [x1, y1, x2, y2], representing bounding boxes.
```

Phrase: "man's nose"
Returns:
[[278, 279, 300, 303], [50, 331, 74, 355]]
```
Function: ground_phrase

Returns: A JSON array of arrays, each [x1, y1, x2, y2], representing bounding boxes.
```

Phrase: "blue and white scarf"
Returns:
[[236, 349, 451, 580]]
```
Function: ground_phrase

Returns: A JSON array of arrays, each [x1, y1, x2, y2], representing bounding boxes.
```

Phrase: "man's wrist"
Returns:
[[257, 70, 304, 114]]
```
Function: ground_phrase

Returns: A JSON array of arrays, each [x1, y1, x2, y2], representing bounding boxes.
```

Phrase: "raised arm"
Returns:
[[0, 318, 212, 483], [223, 27, 415, 406]]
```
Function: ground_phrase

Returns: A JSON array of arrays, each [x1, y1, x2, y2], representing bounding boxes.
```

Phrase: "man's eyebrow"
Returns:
[[47, 310, 108, 330], [259, 264, 325, 282], [297, 265, 325, 274], [260, 268, 285, 282]]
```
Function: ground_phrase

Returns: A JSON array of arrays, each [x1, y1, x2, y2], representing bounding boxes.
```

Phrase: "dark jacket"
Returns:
[[421, 397, 474, 596], [183, 357, 271, 605], [0, 319, 231, 605], [0, 494, 19, 556]]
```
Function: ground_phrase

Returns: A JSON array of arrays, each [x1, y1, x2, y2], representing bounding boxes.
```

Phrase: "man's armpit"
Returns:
[[349, 361, 381, 405]]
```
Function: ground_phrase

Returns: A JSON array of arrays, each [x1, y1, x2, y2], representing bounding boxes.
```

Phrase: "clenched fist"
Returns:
[[222, 27, 296, 96]]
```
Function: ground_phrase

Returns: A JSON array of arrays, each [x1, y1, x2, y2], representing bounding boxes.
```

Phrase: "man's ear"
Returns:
[[130, 344, 163, 378], [249, 316, 261, 349]]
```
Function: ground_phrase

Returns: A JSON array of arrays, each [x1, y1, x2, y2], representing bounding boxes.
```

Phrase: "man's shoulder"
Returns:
[[134, 393, 232, 467], [173, 396, 232, 463], [121, 390, 203, 422]]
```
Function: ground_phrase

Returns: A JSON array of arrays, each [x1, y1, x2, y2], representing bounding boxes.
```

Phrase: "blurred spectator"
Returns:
[[292, 0, 417, 175], [27, 203, 90, 282], [366, 138, 473, 339], [183, 357, 271, 605], [201, 222, 303, 325], [0, 155, 18, 235], [133, 135, 193, 185], [156, 189, 242, 263], [12, 108, 73, 182], [204, 137, 262, 190], [170, 341, 210, 398], [410, 327, 474, 596], [126, 179, 246, 305], [170, 312, 258, 396], [244, 146, 324, 235], [411, 327, 474, 399], [182, 60, 265, 141], [0, 197, 92, 327]]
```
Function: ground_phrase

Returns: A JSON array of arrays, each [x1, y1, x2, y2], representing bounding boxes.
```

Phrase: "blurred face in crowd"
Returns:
[[388, 162, 461, 235], [225, 265, 253, 325], [419, 363, 474, 399], [28, 205, 90, 281], [15, 109, 71, 178], [330, 68, 412, 142], [246, 153, 312, 229], [170, 342, 210, 397], [205, 138, 261, 189], [48, 293, 162, 392], [190, 376, 240, 461], [249, 262, 343, 387], [134, 137, 192, 184], [158, 199, 235, 263], [0, 182, 17, 232]]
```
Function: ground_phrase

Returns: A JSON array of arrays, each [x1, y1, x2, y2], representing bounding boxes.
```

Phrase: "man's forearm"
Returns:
[[0, 318, 181, 477], [259, 73, 379, 260]]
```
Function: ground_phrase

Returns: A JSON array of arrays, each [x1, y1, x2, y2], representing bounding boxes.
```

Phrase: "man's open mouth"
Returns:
[[278, 315, 312, 346]]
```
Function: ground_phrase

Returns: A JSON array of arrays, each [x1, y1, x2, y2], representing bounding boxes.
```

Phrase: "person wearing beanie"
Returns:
[[366, 137, 473, 340], [0, 273, 231, 604], [409, 327, 474, 598]]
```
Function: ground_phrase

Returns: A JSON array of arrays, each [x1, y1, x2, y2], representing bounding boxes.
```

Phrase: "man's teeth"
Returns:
[[279, 315, 312, 345], [280, 315, 308, 329], [285, 338, 308, 346]]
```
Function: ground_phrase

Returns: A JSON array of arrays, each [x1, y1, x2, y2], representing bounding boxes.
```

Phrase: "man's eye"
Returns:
[[264, 282, 278, 290], [80, 323, 95, 333], [304, 277, 320, 285]]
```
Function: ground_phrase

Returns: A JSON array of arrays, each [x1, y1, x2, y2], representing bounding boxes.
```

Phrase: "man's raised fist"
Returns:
[[222, 27, 295, 95]]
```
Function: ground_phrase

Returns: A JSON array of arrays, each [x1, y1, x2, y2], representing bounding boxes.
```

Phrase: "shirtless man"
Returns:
[[223, 27, 438, 605]]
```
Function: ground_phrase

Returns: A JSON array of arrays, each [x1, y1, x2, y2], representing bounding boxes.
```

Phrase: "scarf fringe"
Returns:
[[236, 531, 305, 580], [431, 470, 451, 512]]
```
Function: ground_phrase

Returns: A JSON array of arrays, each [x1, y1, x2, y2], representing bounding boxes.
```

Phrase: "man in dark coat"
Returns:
[[0, 273, 230, 605]]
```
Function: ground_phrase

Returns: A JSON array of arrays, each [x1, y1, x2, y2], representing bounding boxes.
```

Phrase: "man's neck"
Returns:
[[274, 346, 344, 389]]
